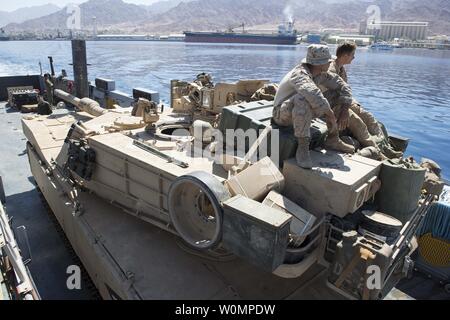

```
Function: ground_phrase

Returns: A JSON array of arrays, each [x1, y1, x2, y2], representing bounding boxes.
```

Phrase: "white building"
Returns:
[[328, 34, 375, 46], [362, 21, 429, 41]]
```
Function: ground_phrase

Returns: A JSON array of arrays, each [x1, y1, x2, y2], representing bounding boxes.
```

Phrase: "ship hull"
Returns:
[[184, 32, 297, 45]]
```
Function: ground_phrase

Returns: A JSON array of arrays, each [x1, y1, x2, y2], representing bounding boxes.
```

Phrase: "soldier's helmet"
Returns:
[[197, 72, 211, 81], [196, 73, 213, 87], [301, 44, 336, 65]]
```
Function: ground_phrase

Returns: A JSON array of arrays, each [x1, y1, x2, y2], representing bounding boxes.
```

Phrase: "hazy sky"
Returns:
[[1, 0, 162, 12]]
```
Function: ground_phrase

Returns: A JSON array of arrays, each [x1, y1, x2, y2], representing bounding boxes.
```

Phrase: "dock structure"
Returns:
[[72, 39, 89, 99], [0, 101, 96, 299]]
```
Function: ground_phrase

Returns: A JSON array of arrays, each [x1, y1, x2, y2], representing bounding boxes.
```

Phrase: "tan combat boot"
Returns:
[[324, 133, 355, 154], [358, 147, 388, 161], [381, 144, 403, 159], [296, 138, 313, 169]]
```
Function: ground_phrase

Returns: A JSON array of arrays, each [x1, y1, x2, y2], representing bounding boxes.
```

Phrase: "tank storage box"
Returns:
[[375, 159, 426, 223], [9, 89, 39, 109], [7, 86, 33, 106], [263, 191, 316, 246], [222, 195, 292, 272], [133, 87, 160, 103], [283, 150, 382, 218], [108, 90, 135, 107], [219, 100, 273, 134], [210, 80, 268, 113], [83, 132, 178, 224], [219, 100, 328, 165], [95, 78, 116, 92], [225, 157, 285, 201]]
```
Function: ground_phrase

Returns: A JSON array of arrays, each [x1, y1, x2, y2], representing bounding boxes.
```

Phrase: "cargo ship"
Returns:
[[184, 22, 297, 45]]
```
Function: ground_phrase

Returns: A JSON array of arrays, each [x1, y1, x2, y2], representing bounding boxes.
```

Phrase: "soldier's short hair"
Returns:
[[336, 42, 357, 57]]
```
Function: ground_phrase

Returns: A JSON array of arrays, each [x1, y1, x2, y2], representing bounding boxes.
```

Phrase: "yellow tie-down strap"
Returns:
[[418, 233, 450, 268]]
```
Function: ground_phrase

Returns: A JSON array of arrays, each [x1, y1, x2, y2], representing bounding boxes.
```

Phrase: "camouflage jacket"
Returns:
[[274, 63, 352, 114], [329, 60, 348, 83], [318, 60, 354, 108]]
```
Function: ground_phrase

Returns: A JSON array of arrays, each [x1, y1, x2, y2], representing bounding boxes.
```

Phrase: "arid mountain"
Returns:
[[0, 3, 60, 28], [135, 0, 450, 34], [4, 0, 450, 35], [141, 0, 195, 15], [4, 0, 151, 32], [386, 0, 450, 34]]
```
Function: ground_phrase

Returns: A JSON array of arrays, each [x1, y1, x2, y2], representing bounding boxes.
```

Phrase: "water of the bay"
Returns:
[[1, 41, 449, 179]]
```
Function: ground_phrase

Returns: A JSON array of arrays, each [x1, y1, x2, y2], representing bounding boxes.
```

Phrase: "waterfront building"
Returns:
[[361, 21, 429, 41]]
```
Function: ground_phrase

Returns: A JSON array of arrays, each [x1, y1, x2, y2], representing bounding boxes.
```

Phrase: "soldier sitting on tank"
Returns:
[[272, 44, 355, 169], [194, 72, 214, 88], [325, 42, 402, 159], [44, 73, 54, 106]]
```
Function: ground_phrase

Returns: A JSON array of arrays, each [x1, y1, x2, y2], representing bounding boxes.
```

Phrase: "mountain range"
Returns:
[[0, 4, 60, 28], [3, 0, 450, 35]]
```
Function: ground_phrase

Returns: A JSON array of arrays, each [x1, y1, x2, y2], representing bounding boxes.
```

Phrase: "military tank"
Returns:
[[20, 41, 440, 300]]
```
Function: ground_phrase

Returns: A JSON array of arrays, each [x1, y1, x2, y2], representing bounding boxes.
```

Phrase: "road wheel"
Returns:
[[168, 171, 230, 250]]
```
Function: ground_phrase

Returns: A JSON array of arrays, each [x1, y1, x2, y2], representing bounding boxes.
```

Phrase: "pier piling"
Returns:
[[71, 39, 89, 99]]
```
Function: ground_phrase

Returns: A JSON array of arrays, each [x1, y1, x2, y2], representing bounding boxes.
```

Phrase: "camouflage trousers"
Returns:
[[331, 101, 379, 148], [350, 101, 381, 136], [272, 94, 323, 138]]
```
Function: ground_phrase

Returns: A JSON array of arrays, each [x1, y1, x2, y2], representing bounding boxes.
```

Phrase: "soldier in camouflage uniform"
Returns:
[[194, 72, 214, 88], [326, 42, 402, 159], [273, 45, 355, 169]]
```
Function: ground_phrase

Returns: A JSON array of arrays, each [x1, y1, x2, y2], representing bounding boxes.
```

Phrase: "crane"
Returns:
[[227, 23, 245, 34]]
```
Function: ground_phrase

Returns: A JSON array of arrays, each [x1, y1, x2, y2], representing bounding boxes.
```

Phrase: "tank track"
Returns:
[[34, 183, 101, 300]]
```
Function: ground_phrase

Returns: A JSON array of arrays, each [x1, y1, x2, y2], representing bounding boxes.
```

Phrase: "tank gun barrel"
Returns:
[[54, 89, 81, 106], [54, 89, 107, 117]]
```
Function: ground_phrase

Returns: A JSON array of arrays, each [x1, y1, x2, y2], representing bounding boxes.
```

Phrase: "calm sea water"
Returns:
[[1, 41, 449, 179]]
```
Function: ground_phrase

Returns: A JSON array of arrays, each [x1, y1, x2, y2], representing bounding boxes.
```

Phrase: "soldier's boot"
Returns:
[[347, 110, 378, 148], [381, 144, 403, 159], [358, 147, 388, 161], [324, 133, 355, 154], [296, 138, 313, 169]]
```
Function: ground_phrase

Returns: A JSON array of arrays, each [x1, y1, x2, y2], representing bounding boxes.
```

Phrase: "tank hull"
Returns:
[[27, 141, 338, 300]]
